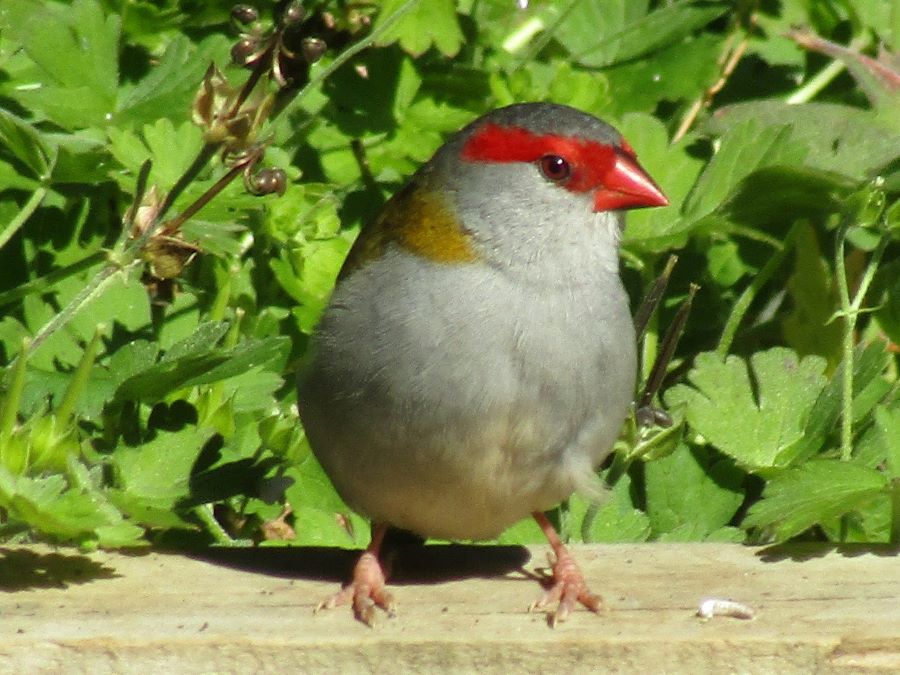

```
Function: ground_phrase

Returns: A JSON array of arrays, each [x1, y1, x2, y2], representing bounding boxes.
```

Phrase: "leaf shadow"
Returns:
[[755, 542, 900, 563], [0, 548, 119, 591], [183, 543, 533, 586]]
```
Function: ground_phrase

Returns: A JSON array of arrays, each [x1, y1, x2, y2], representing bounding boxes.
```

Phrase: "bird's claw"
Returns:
[[314, 550, 395, 626], [528, 549, 601, 627]]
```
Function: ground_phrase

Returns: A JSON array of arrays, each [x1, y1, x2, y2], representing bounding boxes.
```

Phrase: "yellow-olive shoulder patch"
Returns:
[[340, 181, 478, 278]]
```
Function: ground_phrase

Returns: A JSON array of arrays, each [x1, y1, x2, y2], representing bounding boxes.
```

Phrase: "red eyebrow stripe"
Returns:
[[460, 123, 618, 193]]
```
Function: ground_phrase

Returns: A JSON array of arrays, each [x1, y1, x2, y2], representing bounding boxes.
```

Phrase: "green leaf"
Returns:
[[874, 259, 900, 345], [220, 369, 285, 414], [619, 113, 704, 251], [276, 238, 352, 334], [105, 339, 160, 387], [44, 129, 115, 185], [0, 467, 115, 541], [856, 403, 900, 476], [744, 460, 888, 541], [5, 0, 120, 129], [115, 35, 218, 127], [706, 102, 900, 181], [781, 223, 844, 366], [285, 450, 369, 547], [68, 267, 151, 343], [567, 472, 652, 544], [392, 56, 423, 120], [107, 119, 204, 191], [156, 292, 202, 352], [721, 165, 855, 226], [163, 321, 228, 362], [749, 7, 808, 68], [645, 444, 744, 539], [95, 521, 147, 547], [787, 343, 892, 466], [545, 62, 611, 115], [877, 405, 900, 478], [495, 515, 547, 545], [683, 120, 809, 226], [185, 425, 278, 505], [706, 239, 751, 288], [180, 220, 249, 258], [602, 33, 723, 115], [25, 267, 150, 371], [112, 426, 215, 510], [114, 336, 290, 404], [665, 348, 828, 470], [0, 160, 42, 193], [19, 364, 115, 422], [549, 0, 643, 57], [374, 0, 463, 57], [105, 490, 193, 529], [0, 109, 55, 179], [567, 1, 729, 68]]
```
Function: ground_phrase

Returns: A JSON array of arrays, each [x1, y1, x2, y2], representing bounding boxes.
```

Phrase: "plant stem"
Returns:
[[786, 60, 847, 105], [640, 283, 698, 410], [193, 504, 240, 546], [28, 262, 135, 356], [0, 251, 106, 309], [158, 147, 263, 237], [785, 34, 870, 105], [634, 254, 677, 346], [834, 222, 852, 457], [55, 327, 104, 423], [0, 186, 47, 251], [716, 222, 798, 357], [0, 337, 30, 437], [154, 143, 221, 228], [834, 222, 890, 460]]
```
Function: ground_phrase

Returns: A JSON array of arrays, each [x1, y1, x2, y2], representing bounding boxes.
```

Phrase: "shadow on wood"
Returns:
[[0, 547, 119, 591], [182, 543, 532, 585], [755, 542, 900, 563]]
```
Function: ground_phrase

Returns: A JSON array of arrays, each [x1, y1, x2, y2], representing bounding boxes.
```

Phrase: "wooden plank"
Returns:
[[0, 543, 897, 673]]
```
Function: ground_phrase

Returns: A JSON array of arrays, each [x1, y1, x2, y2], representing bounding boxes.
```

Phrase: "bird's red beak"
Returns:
[[593, 149, 668, 212]]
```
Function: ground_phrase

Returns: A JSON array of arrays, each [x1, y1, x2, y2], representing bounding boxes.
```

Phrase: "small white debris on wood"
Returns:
[[697, 598, 755, 621]]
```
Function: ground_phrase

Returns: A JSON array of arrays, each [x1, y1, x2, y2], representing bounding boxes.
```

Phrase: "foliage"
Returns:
[[0, 0, 898, 551]]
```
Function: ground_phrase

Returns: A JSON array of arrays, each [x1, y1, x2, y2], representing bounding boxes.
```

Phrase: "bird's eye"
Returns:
[[538, 155, 571, 182]]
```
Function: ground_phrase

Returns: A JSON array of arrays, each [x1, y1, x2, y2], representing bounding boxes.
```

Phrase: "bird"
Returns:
[[297, 102, 668, 626]]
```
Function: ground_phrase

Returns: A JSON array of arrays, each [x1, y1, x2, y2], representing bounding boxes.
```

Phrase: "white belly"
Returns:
[[297, 248, 636, 540]]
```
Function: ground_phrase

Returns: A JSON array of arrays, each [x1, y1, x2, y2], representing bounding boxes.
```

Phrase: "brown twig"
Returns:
[[639, 283, 699, 411], [634, 254, 678, 344], [787, 27, 900, 91], [673, 28, 751, 142], [158, 146, 266, 237]]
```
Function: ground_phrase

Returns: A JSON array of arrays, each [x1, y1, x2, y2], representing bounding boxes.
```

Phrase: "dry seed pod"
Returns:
[[231, 36, 260, 66], [282, 1, 306, 27], [301, 37, 327, 64], [245, 167, 287, 196], [143, 237, 200, 280], [231, 4, 259, 25]]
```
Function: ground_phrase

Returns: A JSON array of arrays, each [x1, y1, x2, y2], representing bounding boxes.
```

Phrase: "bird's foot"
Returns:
[[316, 550, 395, 626], [529, 546, 601, 627]]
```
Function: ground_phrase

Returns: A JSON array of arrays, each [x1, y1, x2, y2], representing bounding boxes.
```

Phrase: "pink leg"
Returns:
[[316, 523, 395, 626], [530, 511, 601, 626]]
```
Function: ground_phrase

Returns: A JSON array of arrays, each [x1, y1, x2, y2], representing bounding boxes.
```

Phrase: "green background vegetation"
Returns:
[[0, 0, 898, 551]]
